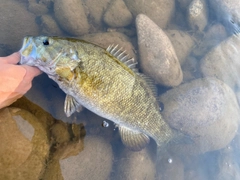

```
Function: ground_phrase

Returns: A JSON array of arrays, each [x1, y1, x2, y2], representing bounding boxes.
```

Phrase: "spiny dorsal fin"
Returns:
[[118, 125, 150, 151], [106, 44, 138, 72]]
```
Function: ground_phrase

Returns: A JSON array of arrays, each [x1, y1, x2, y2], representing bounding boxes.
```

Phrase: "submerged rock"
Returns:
[[136, 14, 183, 87], [201, 33, 240, 90], [0, 107, 50, 180], [54, 0, 89, 36], [81, 31, 136, 60], [124, 0, 175, 28], [157, 153, 184, 180], [113, 147, 156, 180], [209, 0, 240, 34], [103, 0, 133, 28], [40, 15, 64, 36], [188, 0, 208, 32], [159, 77, 239, 155], [83, 0, 111, 29], [0, 0, 39, 52], [59, 135, 113, 180], [165, 30, 195, 65]]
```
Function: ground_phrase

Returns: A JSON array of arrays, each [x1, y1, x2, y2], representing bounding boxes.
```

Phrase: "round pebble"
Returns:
[[103, 0, 133, 28], [54, 0, 89, 36], [60, 135, 113, 180], [209, 0, 240, 34], [0, 0, 39, 52], [201, 33, 240, 89], [165, 30, 195, 65], [113, 147, 156, 180], [136, 14, 183, 87], [124, 0, 175, 28], [188, 0, 208, 32], [159, 77, 239, 155], [0, 107, 49, 179]]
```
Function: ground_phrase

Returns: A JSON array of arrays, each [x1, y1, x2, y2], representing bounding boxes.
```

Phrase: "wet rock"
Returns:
[[165, 30, 195, 65], [157, 154, 184, 180], [42, 123, 84, 180], [200, 33, 240, 89], [124, 0, 175, 28], [83, 0, 111, 29], [216, 147, 240, 180], [40, 15, 64, 36], [136, 14, 183, 87], [54, 0, 89, 36], [181, 56, 200, 83], [59, 135, 113, 180], [113, 147, 155, 180], [28, 0, 49, 16], [177, 0, 193, 9], [0, 0, 39, 52], [0, 107, 50, 179], [103, 0, 133, 28], [188, 0, 208, 32], [209, 0, 240, 34], [81, 31, 136, 60], [159, 77, 239, 155], [192, 23, 228, 58]]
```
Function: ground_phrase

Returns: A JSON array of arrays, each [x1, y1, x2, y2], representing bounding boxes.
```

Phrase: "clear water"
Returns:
[[1, 0, 240, 179]]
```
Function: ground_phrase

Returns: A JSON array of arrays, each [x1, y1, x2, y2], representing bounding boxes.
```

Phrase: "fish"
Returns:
[[19, 36, 175, 156]]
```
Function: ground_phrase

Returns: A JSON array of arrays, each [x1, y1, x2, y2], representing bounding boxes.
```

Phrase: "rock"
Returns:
[[0, 107, 50, 179], [42, 123, 84, 180], [113, 147, 156, 180], [83, 0, 111, 29], [81, 31, 136, 60], [209, 0, 240, 34], [103, 0, 133, 28], [54, 0, 89, 36], [124, 0, 175, 28], [200, 33, 240, 89], [59, 135, 113, 180], [40, 15, 64, 36], [216, 147, 240, 180], [136, 14, 183, 87], [192, 23, 228, 58], [157, 154, 184, 180], [181, 56, 200, 83], [165, 30, 195, 65], [188, 0, 208, 32], [177, 0, 193, 9], [28, 0, 49, 16], [0, 0, 39, 52], [159, 77, 239, 155]]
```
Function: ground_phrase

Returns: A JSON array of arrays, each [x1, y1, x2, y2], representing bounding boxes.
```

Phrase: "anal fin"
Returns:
[[64, 94, 83, 117], [118, 125, 150, 151]]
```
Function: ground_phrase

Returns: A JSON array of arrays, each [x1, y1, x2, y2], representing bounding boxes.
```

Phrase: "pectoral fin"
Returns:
[[64, 94, 83, 117], [118, 125, 150, 151]]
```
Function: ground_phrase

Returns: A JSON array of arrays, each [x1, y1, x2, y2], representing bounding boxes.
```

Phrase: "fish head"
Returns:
[[19, 36, 80, 77]]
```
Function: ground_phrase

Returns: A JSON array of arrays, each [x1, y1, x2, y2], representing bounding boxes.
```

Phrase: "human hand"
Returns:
[[0, 52, 42, 109]]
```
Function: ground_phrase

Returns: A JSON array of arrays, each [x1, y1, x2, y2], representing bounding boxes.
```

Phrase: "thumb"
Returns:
[[21, 65, 42, 80], [0, 52, 21, 64]]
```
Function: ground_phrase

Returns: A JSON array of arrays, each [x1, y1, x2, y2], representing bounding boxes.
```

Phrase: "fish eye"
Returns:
[[43, 39, 49, 46]]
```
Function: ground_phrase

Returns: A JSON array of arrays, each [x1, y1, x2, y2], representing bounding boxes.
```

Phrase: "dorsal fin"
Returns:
[[106, 44, 138, 72]]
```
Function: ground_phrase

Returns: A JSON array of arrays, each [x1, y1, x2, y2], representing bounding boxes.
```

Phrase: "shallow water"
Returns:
[[1, 0, 240, 179]]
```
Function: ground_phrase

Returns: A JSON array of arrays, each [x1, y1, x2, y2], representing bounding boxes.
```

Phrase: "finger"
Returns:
[[0, 52, 21, 64]]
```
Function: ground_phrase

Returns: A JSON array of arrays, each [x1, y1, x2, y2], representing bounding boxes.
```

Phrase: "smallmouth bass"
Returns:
[[19, 36, 175, 155]]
